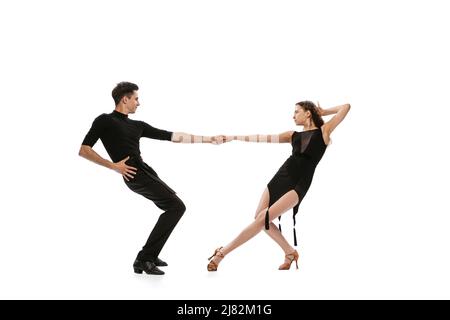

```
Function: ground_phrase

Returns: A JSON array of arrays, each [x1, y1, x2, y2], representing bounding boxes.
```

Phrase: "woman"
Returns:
[[207, 101, 351, 271]]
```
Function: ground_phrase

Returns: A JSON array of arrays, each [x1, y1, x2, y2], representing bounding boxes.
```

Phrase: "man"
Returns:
[[79, 82, 224, 275]]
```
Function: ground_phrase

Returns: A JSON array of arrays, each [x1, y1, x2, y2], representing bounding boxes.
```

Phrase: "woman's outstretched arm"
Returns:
[[226, 131, 294, 143]]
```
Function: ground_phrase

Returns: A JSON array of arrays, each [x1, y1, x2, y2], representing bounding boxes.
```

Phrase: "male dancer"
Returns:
[[79, 82, 224, 275]]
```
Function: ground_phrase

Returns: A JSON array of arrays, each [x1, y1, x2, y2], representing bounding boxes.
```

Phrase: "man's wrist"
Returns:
[[107, 161, 116, 170]]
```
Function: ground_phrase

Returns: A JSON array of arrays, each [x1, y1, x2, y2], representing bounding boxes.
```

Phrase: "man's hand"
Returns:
[[112, 156, 137, 181]]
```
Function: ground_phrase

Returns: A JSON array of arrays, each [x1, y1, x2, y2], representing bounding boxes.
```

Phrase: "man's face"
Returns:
[[123, 90, 140, 114]]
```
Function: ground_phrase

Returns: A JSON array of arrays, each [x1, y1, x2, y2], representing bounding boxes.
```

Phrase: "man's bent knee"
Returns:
[[171, 198, 186, 217]]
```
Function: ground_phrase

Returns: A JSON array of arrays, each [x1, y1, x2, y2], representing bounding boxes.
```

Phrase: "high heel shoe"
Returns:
[[207, 247, 224, 271], [278, 250, 299, 270]]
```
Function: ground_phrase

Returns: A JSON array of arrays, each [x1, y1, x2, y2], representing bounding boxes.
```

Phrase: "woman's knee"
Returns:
[[255, 205, 269, 219], [255, 210, 268, 226]]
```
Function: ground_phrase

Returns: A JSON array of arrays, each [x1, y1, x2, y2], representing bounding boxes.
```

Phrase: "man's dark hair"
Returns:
[[112, 82, 139, 105]]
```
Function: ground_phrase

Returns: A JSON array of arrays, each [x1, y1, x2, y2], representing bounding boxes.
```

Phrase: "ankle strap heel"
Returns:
[[207, 247, 224, 272]]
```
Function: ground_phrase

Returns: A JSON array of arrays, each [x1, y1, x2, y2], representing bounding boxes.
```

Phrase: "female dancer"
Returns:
[[207, 101, 351, 271]]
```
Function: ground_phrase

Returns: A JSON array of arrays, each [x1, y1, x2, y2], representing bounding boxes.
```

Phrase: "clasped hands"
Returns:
[[211, 135, 234, 145]]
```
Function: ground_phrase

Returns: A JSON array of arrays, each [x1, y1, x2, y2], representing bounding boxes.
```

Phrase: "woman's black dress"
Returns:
[[266, 128, 327, 245]]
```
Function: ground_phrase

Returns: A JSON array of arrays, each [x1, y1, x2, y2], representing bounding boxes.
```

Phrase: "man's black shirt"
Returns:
[[82, 110, 173, 163]]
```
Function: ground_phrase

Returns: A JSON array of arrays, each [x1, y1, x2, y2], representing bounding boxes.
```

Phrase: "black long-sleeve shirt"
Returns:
[[82, 110, 173, 163]]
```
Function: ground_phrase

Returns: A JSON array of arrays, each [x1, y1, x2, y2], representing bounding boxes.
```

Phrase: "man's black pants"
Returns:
[[124, 159, 185, 262]]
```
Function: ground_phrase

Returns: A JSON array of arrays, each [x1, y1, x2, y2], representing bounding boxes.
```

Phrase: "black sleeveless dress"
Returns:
[[266, 128, 327, 245]]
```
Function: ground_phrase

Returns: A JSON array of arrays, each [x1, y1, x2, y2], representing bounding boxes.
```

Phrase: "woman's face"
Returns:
[[293, 105, 310, 125]]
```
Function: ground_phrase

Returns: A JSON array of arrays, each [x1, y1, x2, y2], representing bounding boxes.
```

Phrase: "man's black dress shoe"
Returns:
[[133, 260, 165, 275], [155, 257, 168, 267]]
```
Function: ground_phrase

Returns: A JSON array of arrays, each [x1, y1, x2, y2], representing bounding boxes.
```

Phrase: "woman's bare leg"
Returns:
[[211, 190, 299, 266], [254, 188, 295, 255]]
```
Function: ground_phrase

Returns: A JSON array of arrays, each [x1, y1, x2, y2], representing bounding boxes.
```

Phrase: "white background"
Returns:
[[1, 0, 449, 299]]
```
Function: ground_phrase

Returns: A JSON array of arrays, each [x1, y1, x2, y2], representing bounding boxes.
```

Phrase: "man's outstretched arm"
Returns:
[[141, 121, 226, 145], [171, 132, 226, 144]]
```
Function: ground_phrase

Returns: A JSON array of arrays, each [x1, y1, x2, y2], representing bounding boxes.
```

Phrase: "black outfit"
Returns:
[[266, 128, 327, 245], [82, 110, 185, 264]]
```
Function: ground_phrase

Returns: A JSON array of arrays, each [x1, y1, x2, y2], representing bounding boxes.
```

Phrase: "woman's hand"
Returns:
[[317, 101, 325, 116]]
